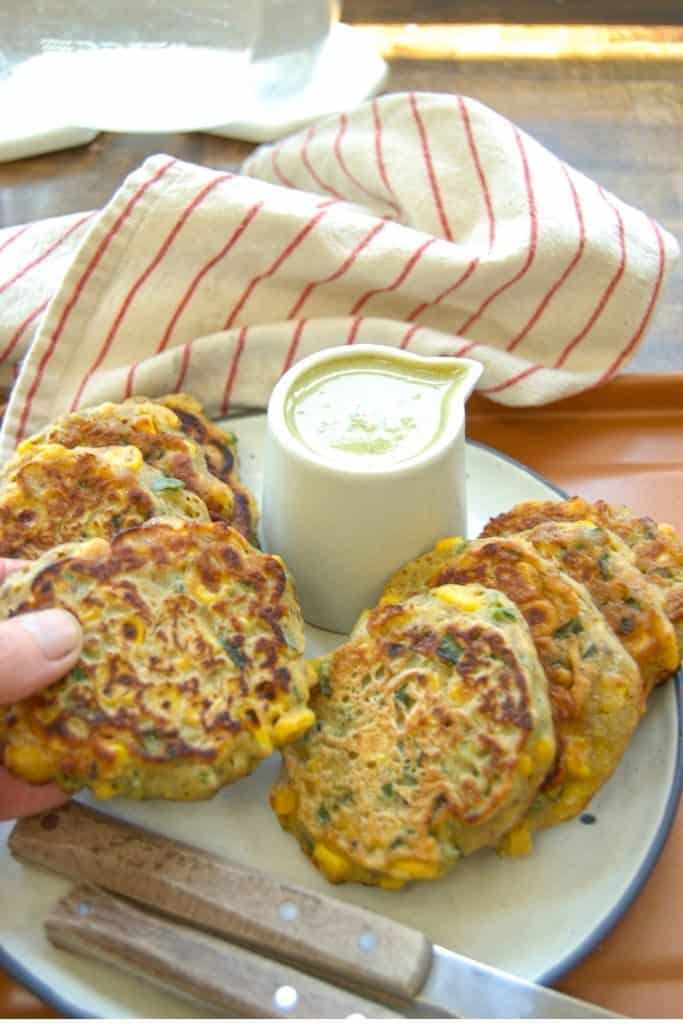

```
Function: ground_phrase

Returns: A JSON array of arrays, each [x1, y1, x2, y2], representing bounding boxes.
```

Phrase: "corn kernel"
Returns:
[[79, 604, 103, 625], [499, 826, 533, 857], [122, 617, 146, 644], [379, 875, 406, 890], [435, 537, 465, 553], [271, 785, 298, 816], [314, 843, 352, 883], [518, 753, 534, 777], [273, 709, 315, 747], [6, 743, 58, 784], [252, 727, 274, 756], [535, 736, 555, 763], [564, 738, 591, 779], [192, 579, 219, 605], [390, 858, 442, 880], [434, 584, 481, 612], [92, 781, 117, 799]]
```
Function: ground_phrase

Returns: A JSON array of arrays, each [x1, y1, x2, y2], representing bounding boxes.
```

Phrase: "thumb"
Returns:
[[0, 610, 83, 704]]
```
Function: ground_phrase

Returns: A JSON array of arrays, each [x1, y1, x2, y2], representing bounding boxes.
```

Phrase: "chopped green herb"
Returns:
[[317, 664, 332, 697], [70, 665, 87, 682], [620, 616, 635, 635], [437, 635, 464, 664], [317, 803, 331, 825], [112, 514, 123, 532], [221, 638, 247, 668], [554, 617, 584, 639], [395, 685, 415, 710], [583, 642, 598, 658], [382, 782, 394, 799], [625, 596, 641, 608], [598, 553, 612, 580], [151, 476, 185, 493], [174, 578, 186, 594], [492, 606, 516, 623]]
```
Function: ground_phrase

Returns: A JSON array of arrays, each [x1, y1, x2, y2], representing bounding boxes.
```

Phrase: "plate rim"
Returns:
[[1, 438, 681, 1015]]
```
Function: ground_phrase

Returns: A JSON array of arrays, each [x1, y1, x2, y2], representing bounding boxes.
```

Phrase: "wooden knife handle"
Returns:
[[46, 883, 395, 1018], [10, 802, 432, 1003]]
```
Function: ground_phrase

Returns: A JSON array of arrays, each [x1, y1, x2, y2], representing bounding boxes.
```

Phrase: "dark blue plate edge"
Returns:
[[2, 440, 681, 1014]]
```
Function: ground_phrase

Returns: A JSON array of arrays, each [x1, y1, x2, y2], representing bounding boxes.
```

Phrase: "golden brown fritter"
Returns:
[[517, 520, 679, 694], [156, 393, 259, 544], [481, 497, 683, 652], [381, 536, 643, 836], [0, 443, 209, 559], [16, 399, 235, 524], [0, 519, 312, 801], [272, 584, 555, 887]]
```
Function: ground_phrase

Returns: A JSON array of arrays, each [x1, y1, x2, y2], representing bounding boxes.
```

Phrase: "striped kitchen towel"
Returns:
[[0, 92, 678, 461]]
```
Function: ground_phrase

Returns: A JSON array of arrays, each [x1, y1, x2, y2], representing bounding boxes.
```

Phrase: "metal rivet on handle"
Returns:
[[273, 985, 298, 1012], [278, 900, 299, 922], [357, 928, 378, 954]]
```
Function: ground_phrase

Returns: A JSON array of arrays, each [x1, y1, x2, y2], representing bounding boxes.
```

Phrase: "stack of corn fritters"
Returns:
[[0, 394, 315, 800], [273, 498, 682, 888], [1, 395, 681, 892]]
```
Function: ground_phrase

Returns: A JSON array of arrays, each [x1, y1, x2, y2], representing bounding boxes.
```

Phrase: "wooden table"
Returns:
[[1, 0, 682, 1016]]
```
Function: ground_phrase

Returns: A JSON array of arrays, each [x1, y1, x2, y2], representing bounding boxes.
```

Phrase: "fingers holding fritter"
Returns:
[[0, 519, 312, 801]]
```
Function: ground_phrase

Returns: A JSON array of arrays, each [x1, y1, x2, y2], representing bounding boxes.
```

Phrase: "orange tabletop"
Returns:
[[1, 0, 682, 1016]]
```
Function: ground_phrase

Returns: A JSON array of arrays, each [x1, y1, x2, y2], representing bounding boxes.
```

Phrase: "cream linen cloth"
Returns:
[[0, 92, 678, 462]]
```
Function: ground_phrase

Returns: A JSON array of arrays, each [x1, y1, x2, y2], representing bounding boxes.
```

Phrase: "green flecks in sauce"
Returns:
[[285, 354, 468, 468]]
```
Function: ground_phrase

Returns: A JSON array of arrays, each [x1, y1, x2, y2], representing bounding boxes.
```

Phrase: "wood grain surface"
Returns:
[[1, 0, 681, 1016]]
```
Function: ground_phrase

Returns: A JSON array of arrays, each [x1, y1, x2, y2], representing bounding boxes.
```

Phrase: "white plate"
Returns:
[[1, 416, 681, 1018]]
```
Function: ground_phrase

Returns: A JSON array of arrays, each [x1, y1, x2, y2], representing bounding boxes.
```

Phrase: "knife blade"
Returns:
[[9, 802, 619, 1018]]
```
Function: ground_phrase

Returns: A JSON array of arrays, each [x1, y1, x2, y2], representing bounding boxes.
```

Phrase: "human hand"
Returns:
[[0, 558, 82, 820]]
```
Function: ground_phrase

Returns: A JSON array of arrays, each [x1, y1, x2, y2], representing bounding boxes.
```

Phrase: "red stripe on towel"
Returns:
[[507, 162, 586, 355], [351, 237, 436, 316], [345, 316, 363, 345], [333, 114, 400, 217], [458, 97, 496, 253], [16, 158, 177, 444], [599, 217, 666, 382], [554, 184, 627, 369], [223, 207, 331, 330], [410, 92, 453, 241], [301, 125, 345, 199], [480, 363, 542, 395], [407, 256, 479, 322], [156, 199, 263, 354], [287, 221, 386, 319], [0, 225, 30, 257], [372, 99, 401, 213], [0, 213, 93, 298], [221, 325, 248, 415], [0, 299, 49, 362], [457, 128, 538, 337], [281, 320, 307, 376], [70, 172, 229, 412]]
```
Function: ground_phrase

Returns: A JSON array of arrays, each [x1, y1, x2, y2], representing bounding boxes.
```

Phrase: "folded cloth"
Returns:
[[0, 92, 678, 462]]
